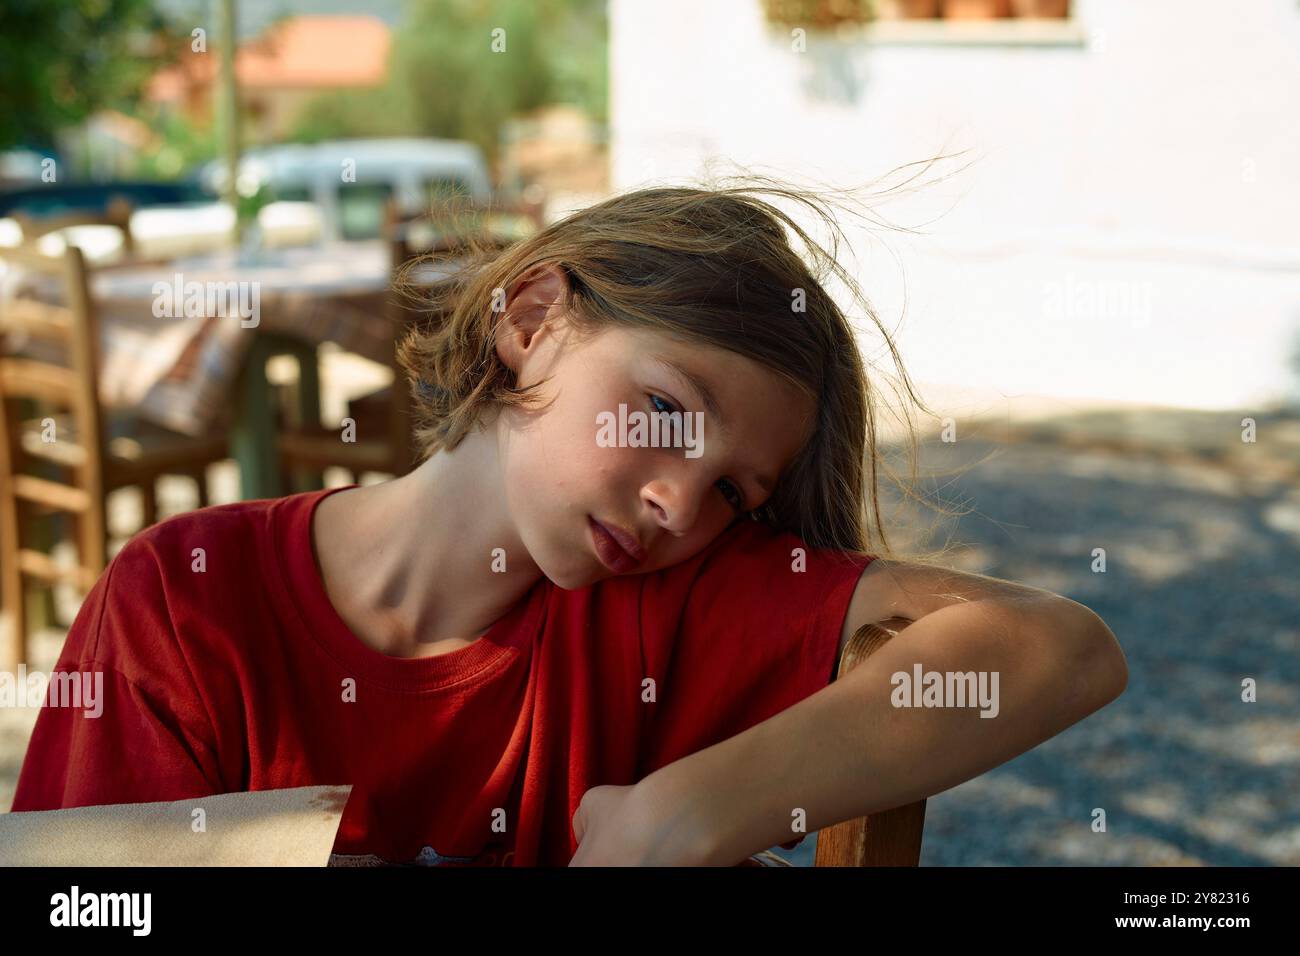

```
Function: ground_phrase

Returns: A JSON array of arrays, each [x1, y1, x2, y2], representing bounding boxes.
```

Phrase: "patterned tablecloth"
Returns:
[[0, 240, 460, 437]]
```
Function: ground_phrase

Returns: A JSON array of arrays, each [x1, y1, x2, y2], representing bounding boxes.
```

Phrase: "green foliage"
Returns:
[[0, 0, 183, 151], [287, 0, 608, 162], [133, 110, 220, 179]]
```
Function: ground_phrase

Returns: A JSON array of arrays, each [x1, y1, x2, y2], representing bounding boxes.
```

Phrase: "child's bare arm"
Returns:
[[632, 566, 1128, 866], [834, 557, 1122, 663]]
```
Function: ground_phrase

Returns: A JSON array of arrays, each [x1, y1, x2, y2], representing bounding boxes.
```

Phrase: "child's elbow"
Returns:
[[1074, 608, 1129, 706]]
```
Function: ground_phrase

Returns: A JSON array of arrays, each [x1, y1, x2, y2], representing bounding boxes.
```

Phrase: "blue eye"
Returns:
[[648, 393, 745, 512], [647, 394, 677, 415]]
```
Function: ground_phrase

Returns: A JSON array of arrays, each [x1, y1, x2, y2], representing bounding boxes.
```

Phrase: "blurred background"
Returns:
[[0, 0, 1296, 866]]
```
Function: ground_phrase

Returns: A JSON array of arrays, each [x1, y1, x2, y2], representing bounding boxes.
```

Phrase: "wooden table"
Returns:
[[4, 240, 459, 499]]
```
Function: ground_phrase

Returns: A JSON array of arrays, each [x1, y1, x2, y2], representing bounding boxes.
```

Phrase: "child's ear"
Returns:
[[496, 261, 569, 351]]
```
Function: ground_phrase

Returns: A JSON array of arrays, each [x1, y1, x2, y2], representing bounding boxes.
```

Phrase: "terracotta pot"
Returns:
[[896, 0, 942, 17], [942, 0, 1013, 18], [1011, 0, 1070, 16], [763, 0, 875, 26]]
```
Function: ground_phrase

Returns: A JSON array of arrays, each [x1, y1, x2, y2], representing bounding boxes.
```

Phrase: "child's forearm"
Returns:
[[638, 599, 1128, 866]]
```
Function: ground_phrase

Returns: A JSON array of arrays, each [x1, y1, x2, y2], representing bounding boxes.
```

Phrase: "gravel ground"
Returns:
[[781, 412, 1300, 866], [5, 408, 1298, 866]]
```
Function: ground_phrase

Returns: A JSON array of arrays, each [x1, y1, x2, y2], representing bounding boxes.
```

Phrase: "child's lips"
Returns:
[[589, 517, 645, 572]]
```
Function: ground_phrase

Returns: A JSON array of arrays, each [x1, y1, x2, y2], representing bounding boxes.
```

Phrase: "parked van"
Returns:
[[198, 138, 494, 242]]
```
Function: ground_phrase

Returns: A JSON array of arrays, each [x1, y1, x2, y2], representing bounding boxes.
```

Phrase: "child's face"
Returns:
[[494, 284, 815, 589]]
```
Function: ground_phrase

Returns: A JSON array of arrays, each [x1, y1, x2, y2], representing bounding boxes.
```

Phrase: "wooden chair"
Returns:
[[11, 197, 137, 261], [739, 615, 928, 866], [383, 194, 545, 267], [0, 243, 230, 670], [273, 195, 544, 490], [271, 257, 419, 490]]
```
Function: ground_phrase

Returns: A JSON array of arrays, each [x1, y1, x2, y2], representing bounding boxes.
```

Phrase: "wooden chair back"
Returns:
[[364, 193, 543, 483], [273, 242, 421, 488], [814, 616, 927, 865], [735, 615, 927, 867], [0, 243, 109, 669], [11, 198, 136, 259]]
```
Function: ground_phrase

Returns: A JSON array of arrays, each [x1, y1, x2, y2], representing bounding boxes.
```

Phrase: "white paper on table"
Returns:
[[0, 785, 352, 866]]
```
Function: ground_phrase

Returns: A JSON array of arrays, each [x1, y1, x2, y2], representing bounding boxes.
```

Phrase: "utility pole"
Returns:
[[219, 0, 242, 245]]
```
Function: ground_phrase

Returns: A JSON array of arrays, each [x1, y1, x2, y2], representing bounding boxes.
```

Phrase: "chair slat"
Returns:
[[276, 430, 393, 471], [0, 297, 75, 342], [0, 243, 70, 273], [16, 548, 99, 591], [20, 425, 88, 467], [0, 356, 78, 403], [12, 199, 134, 255], [10, 473, 92, 513]]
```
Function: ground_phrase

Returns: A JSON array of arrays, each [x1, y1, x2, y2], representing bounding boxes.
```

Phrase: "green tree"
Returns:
[[0, 0, 184, 152], [289, 0, 607, 165]]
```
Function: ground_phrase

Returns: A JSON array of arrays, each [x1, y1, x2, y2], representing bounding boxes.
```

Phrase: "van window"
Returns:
[[337, 182, 394, 240]]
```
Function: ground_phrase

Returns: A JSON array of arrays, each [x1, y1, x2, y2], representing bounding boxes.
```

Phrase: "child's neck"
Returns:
[[309, 420, 542, 660]]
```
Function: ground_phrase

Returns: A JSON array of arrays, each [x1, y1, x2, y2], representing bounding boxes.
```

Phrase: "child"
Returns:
[[10, 178, 1127, 866]]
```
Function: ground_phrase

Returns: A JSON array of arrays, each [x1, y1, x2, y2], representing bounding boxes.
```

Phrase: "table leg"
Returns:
[[231, 336, 282, 500], [231, 334, 326, 500], [285, 338, 324, 493]]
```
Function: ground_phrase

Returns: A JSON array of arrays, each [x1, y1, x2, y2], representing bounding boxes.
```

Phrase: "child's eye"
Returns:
[[717, 479, 745, 512], [647, 393, 744, 512], [647, 393, 678, 415]]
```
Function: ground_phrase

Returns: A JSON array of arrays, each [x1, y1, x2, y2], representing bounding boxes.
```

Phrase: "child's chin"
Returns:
[[545, 570, 602, 591], [537, 554, 605, 591]]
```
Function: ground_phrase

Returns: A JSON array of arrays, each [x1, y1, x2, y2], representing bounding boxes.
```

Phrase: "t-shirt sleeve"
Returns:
[[636, 519, 876, 778], [9, 533, 223, 812]]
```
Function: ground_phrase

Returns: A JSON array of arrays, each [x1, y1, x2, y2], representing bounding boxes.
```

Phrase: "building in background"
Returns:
[[499, 104, 610, 222], [609, 0, 1300, 413], [147, 15, 392, 142]]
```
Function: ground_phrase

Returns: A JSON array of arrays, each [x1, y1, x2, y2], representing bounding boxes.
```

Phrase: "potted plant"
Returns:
[[761, 0, 876, 27], [942, 0, 1013, 18], [894, 0, 941, 17], [1011, 0, 1070, 17]]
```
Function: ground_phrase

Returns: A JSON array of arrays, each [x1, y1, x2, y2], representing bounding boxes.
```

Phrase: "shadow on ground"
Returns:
[[800, 411, 1300, 866]]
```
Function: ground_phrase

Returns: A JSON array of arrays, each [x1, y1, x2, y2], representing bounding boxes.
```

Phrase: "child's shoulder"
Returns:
[[106, 489, 321, 589], [68, 491, 322, 675]]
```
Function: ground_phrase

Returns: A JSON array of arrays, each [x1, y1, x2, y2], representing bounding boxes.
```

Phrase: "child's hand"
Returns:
[[569, 782, 710, 866]]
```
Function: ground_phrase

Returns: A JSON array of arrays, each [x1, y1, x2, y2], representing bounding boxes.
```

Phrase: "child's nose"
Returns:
[[641, 471, 711, 536]]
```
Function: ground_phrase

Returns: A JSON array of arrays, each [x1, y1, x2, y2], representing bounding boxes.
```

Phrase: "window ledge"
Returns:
[[843, 18, 1089, 47]]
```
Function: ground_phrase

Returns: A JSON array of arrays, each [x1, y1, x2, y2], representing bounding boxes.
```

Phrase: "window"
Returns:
[[763, 0, 1082, 47], [762, 0, 1071, 23], [337, 182, 394, 241]]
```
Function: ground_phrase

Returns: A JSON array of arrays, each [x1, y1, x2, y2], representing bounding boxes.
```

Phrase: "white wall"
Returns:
[[609, 0, 1300, 412]]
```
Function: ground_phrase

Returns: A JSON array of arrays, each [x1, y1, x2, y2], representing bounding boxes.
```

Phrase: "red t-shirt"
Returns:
[[11, 484, 874, 865]]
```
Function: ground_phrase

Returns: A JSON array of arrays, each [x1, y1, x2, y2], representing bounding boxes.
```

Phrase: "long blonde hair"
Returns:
[[395, 160, 971, 562]]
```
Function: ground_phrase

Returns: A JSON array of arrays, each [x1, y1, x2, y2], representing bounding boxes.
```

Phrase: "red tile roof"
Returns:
[[147, 15, 391, 101], [238, 15, 391, 88]]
